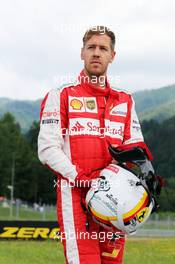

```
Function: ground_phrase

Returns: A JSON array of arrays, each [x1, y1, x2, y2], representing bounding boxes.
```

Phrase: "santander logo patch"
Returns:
[[69, 118, 124, 139]]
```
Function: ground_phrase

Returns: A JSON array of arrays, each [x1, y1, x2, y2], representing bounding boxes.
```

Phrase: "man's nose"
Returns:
[[93, 47, 100, 57]]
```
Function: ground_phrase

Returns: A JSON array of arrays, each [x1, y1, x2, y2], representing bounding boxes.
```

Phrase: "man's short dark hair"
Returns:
[[83, 26, 116, 51]]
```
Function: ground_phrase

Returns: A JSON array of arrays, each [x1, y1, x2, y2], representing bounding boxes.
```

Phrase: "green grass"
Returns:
[[2, 206, 175, 230], [0, 206, 57, 221], [0, 238, 175, 264], [0, 240, 65, 264], [1, 205, 175, 223], [124, 237, 175, 263]]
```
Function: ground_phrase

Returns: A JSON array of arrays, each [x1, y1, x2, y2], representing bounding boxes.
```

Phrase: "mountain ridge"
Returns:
[[0, 84, 175, 131]]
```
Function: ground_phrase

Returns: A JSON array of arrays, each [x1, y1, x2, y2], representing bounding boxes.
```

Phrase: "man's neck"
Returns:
[[84, 69, 107, 89]]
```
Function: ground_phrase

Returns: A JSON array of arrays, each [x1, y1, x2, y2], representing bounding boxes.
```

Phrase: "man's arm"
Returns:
[[38, 88, 99, 186], [38, 88, 80, 183], [118, 95, 153, 160]]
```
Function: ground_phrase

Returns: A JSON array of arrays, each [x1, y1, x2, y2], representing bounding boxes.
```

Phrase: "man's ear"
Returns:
[[81, 47, 84, 60], [110, 51, 116, 63]]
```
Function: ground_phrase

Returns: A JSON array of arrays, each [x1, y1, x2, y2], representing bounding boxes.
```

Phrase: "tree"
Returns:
[[0, 113, 21, 197]]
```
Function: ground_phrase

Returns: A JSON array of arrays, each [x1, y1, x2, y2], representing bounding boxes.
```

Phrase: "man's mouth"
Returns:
[[91, 61, 101, 65]]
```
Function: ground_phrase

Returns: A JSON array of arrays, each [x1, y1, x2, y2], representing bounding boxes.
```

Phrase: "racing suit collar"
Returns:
[[78, 70, 111, 96]]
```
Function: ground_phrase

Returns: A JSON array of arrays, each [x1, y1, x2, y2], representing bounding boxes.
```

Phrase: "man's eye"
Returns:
[[101, 47, 107, 51]]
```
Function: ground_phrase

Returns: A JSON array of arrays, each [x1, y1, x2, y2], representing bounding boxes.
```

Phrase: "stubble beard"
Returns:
[[84, 65, 107, 78]]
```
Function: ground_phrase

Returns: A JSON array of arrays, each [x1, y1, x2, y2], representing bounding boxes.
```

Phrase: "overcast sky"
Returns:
[[0, 0, 174, 100]]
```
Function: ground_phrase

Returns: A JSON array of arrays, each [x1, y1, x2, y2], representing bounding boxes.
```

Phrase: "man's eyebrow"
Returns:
[[87, 44, 96, 46], [87, 44, 109, 48], [100, 45, 109, 49]]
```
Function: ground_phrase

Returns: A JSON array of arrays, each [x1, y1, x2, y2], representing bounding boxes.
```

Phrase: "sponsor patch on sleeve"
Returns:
[[41, 108, 60, 125], [110, 103, 127, 117]]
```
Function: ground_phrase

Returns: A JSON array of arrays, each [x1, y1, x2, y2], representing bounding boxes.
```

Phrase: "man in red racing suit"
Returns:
[[38, 26, 152, 264]]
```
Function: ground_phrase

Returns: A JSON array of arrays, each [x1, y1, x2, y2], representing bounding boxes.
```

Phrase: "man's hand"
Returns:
[[74, 170, 101, 188]]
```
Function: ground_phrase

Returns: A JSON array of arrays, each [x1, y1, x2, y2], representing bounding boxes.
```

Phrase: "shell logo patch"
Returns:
[[136, 207, 149, 223], [70, 99, 83, 110]]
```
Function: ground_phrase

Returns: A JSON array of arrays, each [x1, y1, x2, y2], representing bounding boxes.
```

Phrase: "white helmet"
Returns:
[[86, 164, 155, 235]]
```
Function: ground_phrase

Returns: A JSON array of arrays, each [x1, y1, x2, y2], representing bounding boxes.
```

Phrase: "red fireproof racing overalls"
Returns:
[[38, 70, 152, 264]]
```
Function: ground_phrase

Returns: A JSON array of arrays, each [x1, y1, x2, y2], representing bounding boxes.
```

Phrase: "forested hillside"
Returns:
[[134, 84, 175, 122], [0, 98, 40, 131], [0, 84, 175, 131], [134, 84, 175, 113], [0, 113, 174, 210]]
